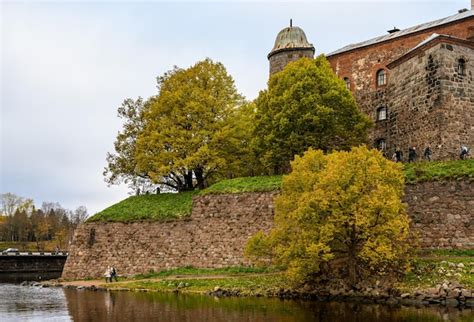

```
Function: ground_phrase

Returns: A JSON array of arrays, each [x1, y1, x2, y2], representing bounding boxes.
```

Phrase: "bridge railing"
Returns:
[[0, 251, 69, 256]]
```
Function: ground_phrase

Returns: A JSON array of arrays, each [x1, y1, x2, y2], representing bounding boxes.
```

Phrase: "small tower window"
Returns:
[[457, 58, 466, 76], [377, 106, 387, 121], [376, 69, 387, 87], [343, 77, 351, 90]]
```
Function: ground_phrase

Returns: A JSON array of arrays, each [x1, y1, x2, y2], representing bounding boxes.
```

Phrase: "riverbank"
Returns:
[[44, 250, 474, 308]]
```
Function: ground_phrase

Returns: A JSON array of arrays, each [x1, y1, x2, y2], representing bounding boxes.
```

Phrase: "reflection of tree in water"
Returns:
[[64, 289, 473, 322]]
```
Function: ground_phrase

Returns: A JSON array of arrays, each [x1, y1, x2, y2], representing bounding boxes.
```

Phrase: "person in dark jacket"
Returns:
[[395, 147, 403, 162], [111, 267, 118, 282], [408, 147, 417, 163], [423, 146, 432, 161]]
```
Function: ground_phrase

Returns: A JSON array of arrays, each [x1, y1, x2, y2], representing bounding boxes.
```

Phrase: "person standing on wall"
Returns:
[[423, 146, 432, 161], [460, 145, 469, 160], [408, 147, 417, 163], [395, 147, 403, 162]]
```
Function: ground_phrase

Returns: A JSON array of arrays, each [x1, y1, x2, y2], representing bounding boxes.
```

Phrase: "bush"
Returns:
[[246, 146, 413, 286]]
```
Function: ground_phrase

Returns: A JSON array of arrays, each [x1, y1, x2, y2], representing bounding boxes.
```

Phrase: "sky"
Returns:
[[0, 0, 469, 215]]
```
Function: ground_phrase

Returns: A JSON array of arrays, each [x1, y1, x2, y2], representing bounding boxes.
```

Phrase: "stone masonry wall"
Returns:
[[384, 42, 474, 160], [269, 48, 314, 75], [326, 16, 474, 158], [327, 17, 473, 95], [62, 192, 277, 279], [63, 181, 473, 279], [405, 180, 473, 248]]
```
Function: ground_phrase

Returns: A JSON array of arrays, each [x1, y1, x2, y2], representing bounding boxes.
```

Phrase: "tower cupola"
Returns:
[[268, 20, 315, 75]]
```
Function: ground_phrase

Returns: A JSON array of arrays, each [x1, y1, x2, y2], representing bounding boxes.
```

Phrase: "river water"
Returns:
[[0, 283, 473, 322]]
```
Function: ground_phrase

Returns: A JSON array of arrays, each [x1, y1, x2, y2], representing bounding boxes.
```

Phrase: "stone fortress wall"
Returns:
[[386, 40, 474, 160], [326, 15, 474, 159], [62, 180, 473, 279]]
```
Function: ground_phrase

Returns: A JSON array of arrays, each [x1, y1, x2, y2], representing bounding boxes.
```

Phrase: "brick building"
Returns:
[[269, 7, 474, 160]]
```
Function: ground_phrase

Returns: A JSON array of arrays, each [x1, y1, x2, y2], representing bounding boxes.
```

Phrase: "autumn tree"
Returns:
[[245, 147, 412, 286], [213, 101, 263, 178], [0, 193, 87, 250], [104, 97, 159, 195], [135, 59, 244, 191], [253, 56, 372, 174]]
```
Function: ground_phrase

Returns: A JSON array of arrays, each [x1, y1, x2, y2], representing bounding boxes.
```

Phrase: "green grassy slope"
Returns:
[[403, 159, 474, 183], [87, 191, 198, 223], [200, 175, 283, 195], [89, 160, 473, 222]]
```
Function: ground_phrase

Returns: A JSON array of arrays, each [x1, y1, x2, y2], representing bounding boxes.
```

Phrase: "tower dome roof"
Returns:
[[268, 23, 314, 58]]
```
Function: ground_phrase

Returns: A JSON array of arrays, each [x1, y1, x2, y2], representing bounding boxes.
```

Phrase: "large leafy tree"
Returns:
[[103, 97, 159, 194], [246, 147, 411, 286], [253, 56, 372, 174], [135, 59, 244, 191]]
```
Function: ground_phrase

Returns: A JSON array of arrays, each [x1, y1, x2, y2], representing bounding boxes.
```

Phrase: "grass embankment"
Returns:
[[400, 249, 474, 291], [88, 160, 473, 223], [200, 175, 283, 195], [104, 266, 284, 295], [403, 159, 474, 183], [87, 191, 198, 223]]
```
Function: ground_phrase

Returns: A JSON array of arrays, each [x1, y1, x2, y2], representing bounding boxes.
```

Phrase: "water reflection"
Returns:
[[0, 284, 472, 322], [64, 289, 474, 322]]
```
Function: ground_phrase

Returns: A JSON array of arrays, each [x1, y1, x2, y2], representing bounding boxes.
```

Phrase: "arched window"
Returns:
[[376, 69, 387, 87], [377, 106, 387, 121], [343, 77, 351, 90], [457, 58, 466, 76]]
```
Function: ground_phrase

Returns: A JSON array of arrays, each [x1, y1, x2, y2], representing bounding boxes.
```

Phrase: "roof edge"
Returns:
[[327, 12, 474, 58], [267, 46, 315, 60], [387, 35, 474, 69]]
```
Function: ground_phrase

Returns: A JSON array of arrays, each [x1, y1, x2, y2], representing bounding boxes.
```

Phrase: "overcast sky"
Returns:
[[1, 0, 469, 214]]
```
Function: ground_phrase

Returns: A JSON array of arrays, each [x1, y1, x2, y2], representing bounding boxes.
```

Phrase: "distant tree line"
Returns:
[[0, 193, 88, 250]]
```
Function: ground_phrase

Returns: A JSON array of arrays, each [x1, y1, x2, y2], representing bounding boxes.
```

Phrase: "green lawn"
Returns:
[[400, 249, 474, 290], [87, 191, 198, 223], [89, 160, 473, 222], [403, 159, 474, 183], [131, 266, 274, 280], [200, 175, 282, 195], [101, 250, 473, 296]]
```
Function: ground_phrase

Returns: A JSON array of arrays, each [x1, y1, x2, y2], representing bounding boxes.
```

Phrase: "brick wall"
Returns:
[[62, 181, 473, 279], [326, 16, 474, 159], [327, 17, 473, 93]]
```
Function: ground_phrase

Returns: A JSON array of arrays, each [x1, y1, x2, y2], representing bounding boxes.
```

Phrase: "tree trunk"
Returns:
[[194, 167, 206, 190], [184, 171, 194, 191]]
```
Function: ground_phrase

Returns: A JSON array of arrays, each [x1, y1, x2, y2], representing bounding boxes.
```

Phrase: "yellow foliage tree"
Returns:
[[135, 58, 249, 191], [246, 146, 412, 285]]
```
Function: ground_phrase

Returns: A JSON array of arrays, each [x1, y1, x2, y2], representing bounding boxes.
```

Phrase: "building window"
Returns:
[[376, 138, 386, 151], [376, 69, 387, 87], [457, 58, 466, 76], [343, 77, 351, 90], [377, 106, 387, 121]]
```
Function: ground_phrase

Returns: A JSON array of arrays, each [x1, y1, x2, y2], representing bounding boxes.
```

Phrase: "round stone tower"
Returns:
[[268, 20, 315, 75]]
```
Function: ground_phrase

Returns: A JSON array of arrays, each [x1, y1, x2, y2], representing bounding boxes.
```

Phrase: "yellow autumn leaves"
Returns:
[[246, 146, 412, 285]]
